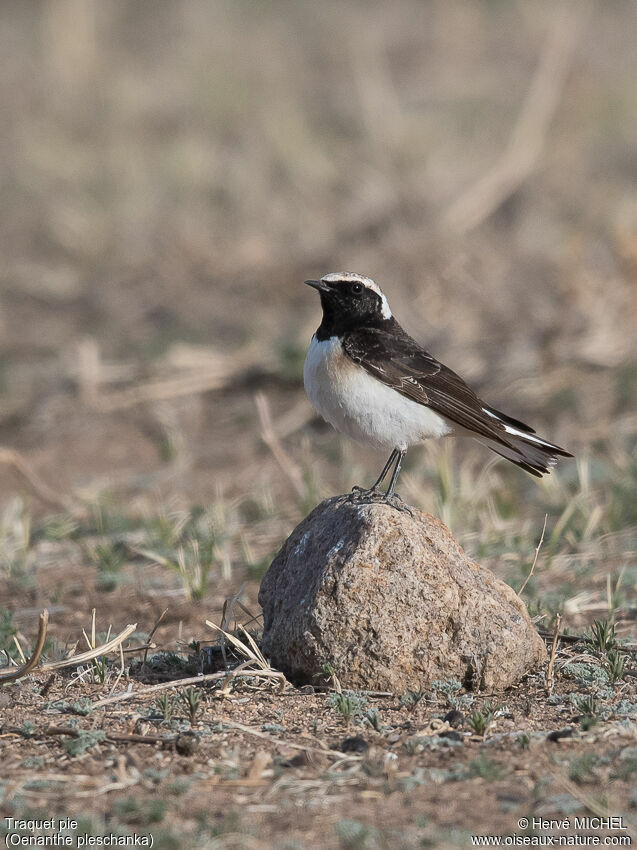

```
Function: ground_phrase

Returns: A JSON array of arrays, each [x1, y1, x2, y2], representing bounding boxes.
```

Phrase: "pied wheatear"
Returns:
[[303, 272, 572, 504]]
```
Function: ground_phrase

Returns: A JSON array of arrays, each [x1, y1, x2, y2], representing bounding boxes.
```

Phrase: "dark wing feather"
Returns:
[[482, 403, 536, 434], [341, 325, 440, 405], [342, 325, 572, 476], [342, 325, 512, 447]]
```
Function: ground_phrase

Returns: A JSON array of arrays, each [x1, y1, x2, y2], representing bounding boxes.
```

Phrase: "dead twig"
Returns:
[[39, 673, 56, 698], [518, 514, 548, 596], [537, 629, 637, 656], [92, 672, 232, 709], [442, 0, 592, 234], [122, 642, 155, 656], [219, 719, 361, 761], [92, 666, 286, 709], [206, 619, 288, 694], [312, 686, 394, 698], [0, 610, 49, 684], [7, 725, 175, 748], [538, 629, 582, 645], [143, 608, 167, 667]]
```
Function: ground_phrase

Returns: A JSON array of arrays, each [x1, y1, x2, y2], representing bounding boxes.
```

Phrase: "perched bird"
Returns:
[[303, 272, 572, 503]]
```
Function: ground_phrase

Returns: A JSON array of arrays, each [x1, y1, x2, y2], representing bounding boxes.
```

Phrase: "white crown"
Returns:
[[320, 272, 392, 318]]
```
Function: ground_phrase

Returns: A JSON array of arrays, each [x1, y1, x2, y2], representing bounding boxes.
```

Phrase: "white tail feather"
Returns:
[[482, 407, 560, 451]]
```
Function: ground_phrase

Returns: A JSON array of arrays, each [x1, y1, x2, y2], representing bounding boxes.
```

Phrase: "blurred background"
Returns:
[[2, 4, 637, 842], [0, 0, 636, 630]]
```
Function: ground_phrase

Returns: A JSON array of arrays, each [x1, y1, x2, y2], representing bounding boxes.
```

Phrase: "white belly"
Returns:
[[303, 335, 452, 450]]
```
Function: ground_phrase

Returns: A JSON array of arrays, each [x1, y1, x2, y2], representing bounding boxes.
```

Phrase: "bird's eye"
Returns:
[[351, 283, 363, 295]]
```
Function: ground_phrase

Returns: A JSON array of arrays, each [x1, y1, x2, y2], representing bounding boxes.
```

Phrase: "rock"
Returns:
[[439, 730, 464, 742], [546, 728, 574, 742], [175, 731, 198, 756], [259, 494, 546, 692], [443, 709, 465, 728], [340, 735, 369, 753]]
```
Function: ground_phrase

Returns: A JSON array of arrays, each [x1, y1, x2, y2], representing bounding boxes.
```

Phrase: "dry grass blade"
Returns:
[[221, 583, 247, 633], [86, 344, 265, 412], [220, 584, 247, 668], [12, 635, 27, 665], [271, 398, 315, 440], [0, 448, 83, 516], [38, 623, 137, 672], [0, 610, 49, 683], [2, 770, 140, 798], [255, 391, 306, 499], [206, 620, 287, 694], [442, 0, 592, 234], [205, 619, 271, 671], [218, 659, 261, 697], [129, 548, 173, 569], [91, 666, 286, 709], [143, 608, 167, 667], [518, 514, 548, 596], [551, 768, 616, 822], [238, 625, 270, 669]]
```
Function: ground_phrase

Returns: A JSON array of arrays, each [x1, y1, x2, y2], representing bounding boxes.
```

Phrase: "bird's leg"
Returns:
[[383, 449, 413, 515], [370, 449, 399, 491], [351, 449, 397, 497], [348, 448, 412, 514], [385, 449, 405, 498]]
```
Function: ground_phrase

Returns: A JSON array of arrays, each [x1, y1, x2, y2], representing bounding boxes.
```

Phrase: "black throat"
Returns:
[[316, 295, 397, 340]]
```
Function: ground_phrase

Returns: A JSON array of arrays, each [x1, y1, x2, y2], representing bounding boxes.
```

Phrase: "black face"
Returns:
[[305, 278, 391, 340]]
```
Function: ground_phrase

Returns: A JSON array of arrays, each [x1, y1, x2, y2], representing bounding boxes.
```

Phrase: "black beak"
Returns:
[[304, 279, 331, 293]]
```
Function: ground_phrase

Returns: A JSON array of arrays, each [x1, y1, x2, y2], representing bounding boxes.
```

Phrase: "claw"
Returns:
[[383, 493, 414, 516], [346, 487, 381, 504], [345, 487, 413, 515], [350, 485, 382, 496]]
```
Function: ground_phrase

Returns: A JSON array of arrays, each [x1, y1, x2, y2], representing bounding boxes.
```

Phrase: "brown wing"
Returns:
[[342, 325, 511, 447]]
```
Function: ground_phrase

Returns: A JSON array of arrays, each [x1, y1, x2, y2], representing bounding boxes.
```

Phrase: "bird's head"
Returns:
[[305, 272, 392, 335]]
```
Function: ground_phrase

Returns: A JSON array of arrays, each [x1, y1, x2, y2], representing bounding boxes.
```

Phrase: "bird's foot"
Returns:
[[348, 485, 383, 502], [383, 492, 414, 516], [350, 484, 379, 496], [347, 486, 413, 515]]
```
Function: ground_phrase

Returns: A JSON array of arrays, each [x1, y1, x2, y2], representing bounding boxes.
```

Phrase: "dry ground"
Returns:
[[1, 1, 637, 847], [1, 642, 637, 849]]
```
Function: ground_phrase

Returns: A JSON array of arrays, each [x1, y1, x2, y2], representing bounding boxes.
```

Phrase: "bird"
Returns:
[[303, 271, 572, 504]]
